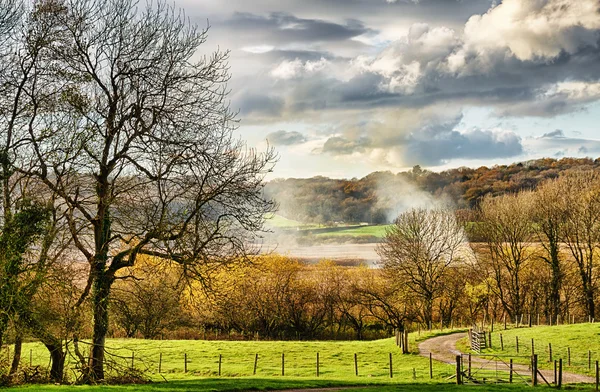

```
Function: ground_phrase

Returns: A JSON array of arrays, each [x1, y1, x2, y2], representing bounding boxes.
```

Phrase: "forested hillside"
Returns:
[[265, 157, 600, 224]]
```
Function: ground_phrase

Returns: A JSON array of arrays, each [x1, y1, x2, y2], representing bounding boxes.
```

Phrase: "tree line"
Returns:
[[108, 170, 600, 348], [265, 157, 600, 224]]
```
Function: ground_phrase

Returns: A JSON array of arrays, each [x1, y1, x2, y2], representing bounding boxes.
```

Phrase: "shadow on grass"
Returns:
[[12, 377, 591, 391]]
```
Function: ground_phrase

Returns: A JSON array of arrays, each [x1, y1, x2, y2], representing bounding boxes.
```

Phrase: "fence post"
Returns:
[[554, 360, 557, 384], [429, 352, 433, 379], [516, 336, 519, 353], [549, 343, 552, 363], [184, 353, 187, 373], [455, 355, 462, 385], [468, 353, 471, 378], [568, 347, 571, 366], [531, 338, 535, 355], [488, 331, 492, 348], [596, 361, 600, 390], [253, 354, 258, 375], [531, 354, 538, 387], [504, 314, 507, 330], [316, 352, 320, 377], [389, 353, 393, 379], [354, 353, 358, 376], [218, 354, 222, 376], [282, 353, 285, 376], [159, 352, 162, 373], [590, 350, 593, 370], [509, 358, 513, 383], [558, 358, 562, 388], [500, 333, 504, 350], [131, 351, 134, 371]]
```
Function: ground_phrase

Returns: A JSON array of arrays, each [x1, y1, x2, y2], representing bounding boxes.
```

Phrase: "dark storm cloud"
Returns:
[[224, 12, 373, 44], [266, 130, 307, 145]]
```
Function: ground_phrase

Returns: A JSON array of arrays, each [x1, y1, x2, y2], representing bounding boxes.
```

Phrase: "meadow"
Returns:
[[459, 323, 600, 377]]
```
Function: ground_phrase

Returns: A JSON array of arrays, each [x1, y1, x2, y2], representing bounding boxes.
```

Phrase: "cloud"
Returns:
[[247, 0, 600, 120], [224, 12, 373, 45], [317, 108, 524, 166], [527, 132, 600, 156], [266, 130, 307, 145], [238, 93, 284, 117], [541, 129, 565, 139]]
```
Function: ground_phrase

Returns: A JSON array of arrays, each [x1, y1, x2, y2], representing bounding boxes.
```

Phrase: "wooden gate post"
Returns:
[[455, 355, 462, 385], [532, 354, 538, 387]]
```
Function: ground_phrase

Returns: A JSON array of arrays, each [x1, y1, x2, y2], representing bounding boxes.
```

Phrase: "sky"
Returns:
[[175, 0, 600, 179]]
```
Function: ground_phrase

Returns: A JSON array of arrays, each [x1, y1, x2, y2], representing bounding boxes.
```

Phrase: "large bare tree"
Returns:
[[14, 0, 276, 381], [377, 208, 465, 328]]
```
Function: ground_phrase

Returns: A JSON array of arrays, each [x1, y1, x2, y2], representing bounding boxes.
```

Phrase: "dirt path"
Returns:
[[418, 332, 594, 384]]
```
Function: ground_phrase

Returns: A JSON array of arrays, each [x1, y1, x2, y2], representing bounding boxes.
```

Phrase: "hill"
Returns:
[[265, 157, 600, 225]]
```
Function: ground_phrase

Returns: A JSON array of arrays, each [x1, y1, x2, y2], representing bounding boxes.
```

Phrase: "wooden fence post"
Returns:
[[531, 338, 535, 355], [184, 353, 187, 373], [568, 347, 571, 366], [218, 354, 222, 376], [504, 314, 507, 330], [455, 355, 462, 385], [131, 351, 134, 371], [516, 336, 519, 353], [596, 361, 600, 390], [354, 353, 358, 376], [558, 358, 562, 388], [500, 333, 504, 350], [488, 331, 492, 348], [509, 358, 513, 383], [429, 353, 433, 379], [316, 352, 319, 377], [554, 360, 557, 384], [590, 350, 593, 370], [549, 343, 552, 363], [532, 354, 538, 387], [282, 353, 285, 376], [253, 354, 258, 375], [159, 352, 162, 373], [389, 353, 393, 378], [468, 353, 471, 378]]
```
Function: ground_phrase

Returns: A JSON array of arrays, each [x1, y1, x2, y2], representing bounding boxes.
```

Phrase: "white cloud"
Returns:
[[463, 0, 600, 62], [270, 57, 330, 79]]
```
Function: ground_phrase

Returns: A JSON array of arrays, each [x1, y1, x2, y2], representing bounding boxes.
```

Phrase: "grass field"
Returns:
[[9, 327, 600, 390], [312, 225, 392, 238], [458, 323, 600, 376]]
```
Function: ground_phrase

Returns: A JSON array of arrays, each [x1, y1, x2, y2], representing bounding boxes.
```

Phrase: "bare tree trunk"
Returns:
[[46, 343, 66, 383], [9, 332, 21, 374]]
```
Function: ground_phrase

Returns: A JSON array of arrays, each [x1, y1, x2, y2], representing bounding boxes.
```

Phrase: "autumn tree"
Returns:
[[533, 178, 567, 319], [478, 192, 535, 321], [559, 171, 600, 319], [377, 208, 465, 328]]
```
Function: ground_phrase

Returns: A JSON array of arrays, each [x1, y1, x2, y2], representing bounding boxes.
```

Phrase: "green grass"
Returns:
[[264, 214, 304, 228], [10, 329, 596, 390], [312, 225, 392, 238], [460, 323, 600, 376]]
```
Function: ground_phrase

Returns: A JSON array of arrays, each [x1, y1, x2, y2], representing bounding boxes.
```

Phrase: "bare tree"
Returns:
[[17, 0, 276, 381], [478, 192, 535, 321], [559, 171, 600, 319], [377, 208, 465, 328]]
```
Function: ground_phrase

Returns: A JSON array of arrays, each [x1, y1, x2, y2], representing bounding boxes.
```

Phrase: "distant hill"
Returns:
[[264, 157, 600, 225]]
